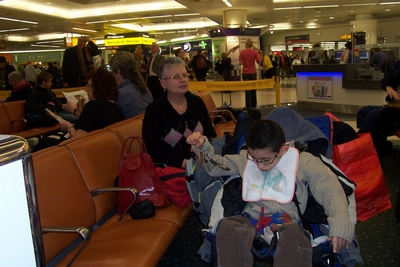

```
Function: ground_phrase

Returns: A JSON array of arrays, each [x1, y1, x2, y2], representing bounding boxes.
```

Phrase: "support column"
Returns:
[[350, 14, 377, 45], [223, 9, 247, 28]]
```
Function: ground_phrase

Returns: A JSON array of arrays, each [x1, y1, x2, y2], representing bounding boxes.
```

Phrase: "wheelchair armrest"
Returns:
[[42, 226, 90, 267], [91, 187, 138, 221]]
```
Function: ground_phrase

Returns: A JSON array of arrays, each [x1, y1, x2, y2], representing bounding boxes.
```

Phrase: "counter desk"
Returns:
[[293, 63, 386, 114]]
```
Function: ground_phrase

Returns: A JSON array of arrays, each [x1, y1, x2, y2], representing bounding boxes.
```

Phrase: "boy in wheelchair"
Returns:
[[186, 120, 363, 267]]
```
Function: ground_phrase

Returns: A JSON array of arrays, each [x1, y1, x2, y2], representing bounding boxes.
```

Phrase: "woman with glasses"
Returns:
[[142, 57, 216, 169], [186, 120, 358, 265]]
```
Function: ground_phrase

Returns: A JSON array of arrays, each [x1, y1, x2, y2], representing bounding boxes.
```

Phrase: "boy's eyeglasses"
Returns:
[[246, 152, 278, 165], [162, 73, 191, 80]]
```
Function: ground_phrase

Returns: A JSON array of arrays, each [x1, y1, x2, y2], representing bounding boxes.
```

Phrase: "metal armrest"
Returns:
[[42, 226, 90, 267], [91, 187, 138, 221], [210, 109, 237, 124]]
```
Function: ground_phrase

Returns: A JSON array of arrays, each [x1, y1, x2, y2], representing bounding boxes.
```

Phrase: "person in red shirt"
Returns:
[[239, 39, 261, 108]]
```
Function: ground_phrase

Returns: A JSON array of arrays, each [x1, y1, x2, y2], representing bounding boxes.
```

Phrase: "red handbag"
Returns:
[[332, 133, 392, 222], [156, 166, 191, 208], [118, 136, 169, 214]]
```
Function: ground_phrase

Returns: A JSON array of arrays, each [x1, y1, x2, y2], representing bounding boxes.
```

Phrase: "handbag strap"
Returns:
[[121, 136, 147, 159]]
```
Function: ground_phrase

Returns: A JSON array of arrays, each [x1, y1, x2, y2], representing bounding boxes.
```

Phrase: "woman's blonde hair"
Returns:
[[245, 39, 253, 48]]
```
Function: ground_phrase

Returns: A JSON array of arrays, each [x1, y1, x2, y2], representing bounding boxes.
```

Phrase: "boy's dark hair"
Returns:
[[246, 120, 285, 152], [0, 56, 6, 63]]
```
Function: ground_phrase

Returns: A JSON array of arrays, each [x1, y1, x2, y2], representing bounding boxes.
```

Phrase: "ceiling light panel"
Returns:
[[0, 1, 186, 19]]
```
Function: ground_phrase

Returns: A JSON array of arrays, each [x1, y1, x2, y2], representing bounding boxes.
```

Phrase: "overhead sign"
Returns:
[[285, 35, 310, 44], [104, 37, 155, 47], [340, 34, 352, 40]]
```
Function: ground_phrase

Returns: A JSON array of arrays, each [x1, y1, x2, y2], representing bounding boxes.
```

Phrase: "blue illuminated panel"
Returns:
[[296, 72, 343, 77]]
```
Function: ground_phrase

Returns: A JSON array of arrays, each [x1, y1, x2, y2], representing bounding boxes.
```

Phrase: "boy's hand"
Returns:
[[327, 236, 350, 253]]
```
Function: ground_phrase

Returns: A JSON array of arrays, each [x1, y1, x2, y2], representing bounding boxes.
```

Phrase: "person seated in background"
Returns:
[[175, 48, 195, 80], [370, 70, 400, 159], [1, 71, 32, 102], [142, 57, 216, 169], [109, 51, 153, 119], [24, 71, 78, 128], [33, 68, 124, 151], [186, 120, 361, 266]]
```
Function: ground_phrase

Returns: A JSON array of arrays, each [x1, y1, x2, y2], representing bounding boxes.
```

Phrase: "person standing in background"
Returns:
[[86, 40, 102, 69], [24, 60, 37, 86], [280, 53, 291, 79], [62, 37, 94, 88], [259, 50, 274, 79], [0, 56, 16, 90], [239, 39, 261, 108], [134, 45, 149, 81], [175, 48, 195, 80], [147, 42, 165, 100], [192, 50, 210, 81], [215, 51, 232, 81]]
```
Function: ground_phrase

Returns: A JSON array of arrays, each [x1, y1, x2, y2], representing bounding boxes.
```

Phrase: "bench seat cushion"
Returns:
[[55, 219, 179, 267], [33, 146, 97, 263]]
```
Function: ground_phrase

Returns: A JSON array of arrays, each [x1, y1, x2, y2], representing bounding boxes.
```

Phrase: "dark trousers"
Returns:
[[147, 76, 163, 100], [357, 105, 381, 133], [222, 70, 231, 81], [371, 107, 400, 159], [242, 73, 257, 108], [195, 70, 208, 81]]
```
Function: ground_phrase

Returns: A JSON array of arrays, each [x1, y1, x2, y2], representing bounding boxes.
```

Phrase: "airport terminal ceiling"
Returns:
[[1, 0, 400, 51]]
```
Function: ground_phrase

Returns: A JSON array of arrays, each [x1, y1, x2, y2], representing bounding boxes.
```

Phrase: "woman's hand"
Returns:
[[59, 120, 73, 132], [76, 98, 85, 116], [386, 86, 400, 100], [186, 132, 206, 148], [64, 101, 77, 114]]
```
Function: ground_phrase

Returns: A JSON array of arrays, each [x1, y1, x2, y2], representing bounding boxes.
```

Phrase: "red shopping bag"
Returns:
[[156, 166, 191, 208], [332, 133, 392, 222]]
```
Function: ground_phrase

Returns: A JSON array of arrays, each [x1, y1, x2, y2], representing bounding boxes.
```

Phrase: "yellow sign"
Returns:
[[104, 37, 155, 47], [189, 79, 275, 92], [340, 34, 352, 40]]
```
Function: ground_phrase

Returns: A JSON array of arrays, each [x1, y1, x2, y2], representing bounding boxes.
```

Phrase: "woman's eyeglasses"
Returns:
[[162, 73, 191, 80], [246, 152, 278, 165]]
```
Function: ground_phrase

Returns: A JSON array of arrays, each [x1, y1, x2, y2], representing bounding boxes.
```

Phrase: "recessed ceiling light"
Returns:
[[380, 2, 400, 5], [303, 5, 339, 8], [330, 17, 334, 19], [350, 10, 354, 12], [273, 7, 302, 10], [385, 8, 391, 11], [45, 2, 52, 4]]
